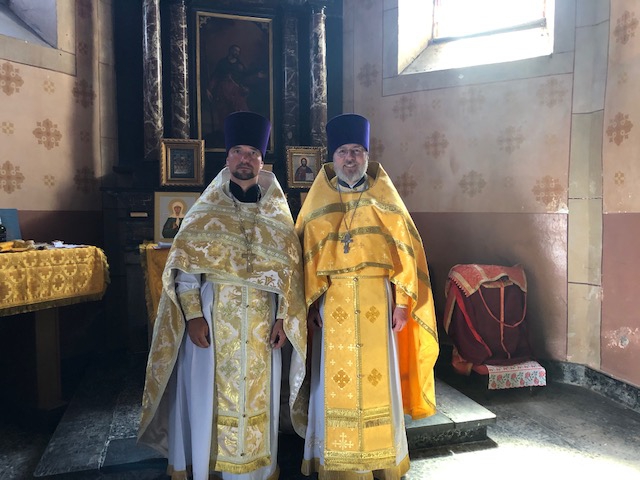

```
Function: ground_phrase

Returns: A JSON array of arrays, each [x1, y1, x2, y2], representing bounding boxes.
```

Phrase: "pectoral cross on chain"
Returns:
[[242, 250, 256, 273], [341, 232, 353, 253]]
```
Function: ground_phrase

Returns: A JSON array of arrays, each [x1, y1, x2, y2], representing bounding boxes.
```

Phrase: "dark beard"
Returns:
[[231, 168, 257, 181]]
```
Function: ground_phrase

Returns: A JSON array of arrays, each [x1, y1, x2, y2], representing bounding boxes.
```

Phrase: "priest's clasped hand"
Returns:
[[270, 318, 287, 349], [187, 317, 210, 348], [308, 304, 322, 329], [392, 306, 408, 332]]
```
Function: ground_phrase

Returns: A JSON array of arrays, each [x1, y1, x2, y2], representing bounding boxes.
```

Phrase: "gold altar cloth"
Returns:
[[0, 246, 109, 316], [139, 243, 169, 326]]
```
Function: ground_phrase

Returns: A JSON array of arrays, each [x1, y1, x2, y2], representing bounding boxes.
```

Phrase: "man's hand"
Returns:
[[392, 306, 408, 332], [308, 306, 322, 329], [270, 319, 287, 349], [187, 317, 210, 348]]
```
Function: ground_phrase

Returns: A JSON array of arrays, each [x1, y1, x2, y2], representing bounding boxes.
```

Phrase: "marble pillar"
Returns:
[[142, 0, 164, 160], [309, 5, 328, 150], [169, 0, 190, 139], [282, 13, 300, 147]]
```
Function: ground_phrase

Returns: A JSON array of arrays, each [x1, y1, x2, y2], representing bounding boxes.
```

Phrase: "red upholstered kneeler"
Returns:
[[442, 264, 546, 389]]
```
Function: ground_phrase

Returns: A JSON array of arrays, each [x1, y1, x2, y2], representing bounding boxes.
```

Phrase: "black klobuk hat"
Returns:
[[326, 113, 370, 159], [224, 111, 271, 157]]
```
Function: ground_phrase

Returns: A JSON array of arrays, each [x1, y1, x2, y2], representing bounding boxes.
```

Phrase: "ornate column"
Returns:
[[282, 12, 300, 146], [309, 4, 328, 150], [142, 0, 164, 160], [168, 0, 190, 139]]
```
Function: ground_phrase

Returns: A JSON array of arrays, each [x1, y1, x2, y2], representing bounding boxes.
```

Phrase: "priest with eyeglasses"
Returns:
[[139, 111, 307, 480], [295, 113, 439, 480]]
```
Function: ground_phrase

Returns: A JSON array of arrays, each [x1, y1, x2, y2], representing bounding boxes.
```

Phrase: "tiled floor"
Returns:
[[1, 351, 640, 480]]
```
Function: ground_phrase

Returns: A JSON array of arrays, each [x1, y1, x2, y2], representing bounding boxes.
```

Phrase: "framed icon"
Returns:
[[160, 138, 205, 187], [154, 191, 200, 243], [286, 146, 323, 189]]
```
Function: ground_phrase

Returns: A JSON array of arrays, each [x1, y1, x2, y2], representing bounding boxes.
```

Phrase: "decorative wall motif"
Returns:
[[357, 63, 378, 88], [0, 62, 24, 95], [43, 79, 55, 94], [392, 95, 414, 121], [32, 119, 62, 150], [1, 122, 14, 134], [43, 175, 55, 187], [459, 171, 486, 197], [617, 72, 628, 84], [613, 11, 638, 44], [72, 79, 96, 108], [604, 2, 640, 214], [0, 161, 25, 194], [78, 41, 89, 56], [395, 172, 417, 197], [532, 175, 564, 210], [537, 78, 568, 108], [0, 0, 114, 213], [497, 126, 524, 154], [423, 131, 448, 159], [606, 112, 633, 145]]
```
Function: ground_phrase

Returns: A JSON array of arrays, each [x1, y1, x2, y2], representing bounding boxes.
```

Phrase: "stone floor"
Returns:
[[1, 350, 640, 480]]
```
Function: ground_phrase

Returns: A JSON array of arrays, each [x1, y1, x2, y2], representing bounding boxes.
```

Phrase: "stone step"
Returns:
[[34, 356, 496, 477], [406, 379, 496, 451]]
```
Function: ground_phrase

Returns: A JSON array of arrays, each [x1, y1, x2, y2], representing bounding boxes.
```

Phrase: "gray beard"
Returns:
[[335, 160, 368, 186]]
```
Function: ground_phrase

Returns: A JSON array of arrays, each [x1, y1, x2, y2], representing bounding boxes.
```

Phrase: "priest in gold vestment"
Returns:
[[295, 114, 439, 480], [139, 112, 307, 480]]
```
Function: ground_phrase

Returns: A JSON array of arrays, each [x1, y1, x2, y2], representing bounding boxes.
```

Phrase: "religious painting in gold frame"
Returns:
[[195, 11, 274, 153], [154, 191, 200, 243], [286, 146, 323, 189], [160, 138, 205, 187]]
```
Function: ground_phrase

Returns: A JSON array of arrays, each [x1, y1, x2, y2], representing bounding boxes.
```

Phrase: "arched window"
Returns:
[[434, 0, 550, 40], [0, 0, 57, 47], [414, 0, 554, 73], [384, 0, 569, 94], [0, 0, 74, 74]]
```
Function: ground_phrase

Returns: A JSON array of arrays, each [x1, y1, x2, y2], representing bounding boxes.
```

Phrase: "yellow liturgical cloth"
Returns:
[[296, 162, 439, 422], [139, 243, 170, 325], [0, 246, 109, 316]]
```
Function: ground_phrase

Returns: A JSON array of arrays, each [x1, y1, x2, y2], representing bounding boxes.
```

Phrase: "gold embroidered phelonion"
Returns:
[[337, 182, 366, 253], [231, 189, 262, 273]]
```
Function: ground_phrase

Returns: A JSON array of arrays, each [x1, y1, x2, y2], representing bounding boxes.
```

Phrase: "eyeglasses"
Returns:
[[335, 147, 365, 158]]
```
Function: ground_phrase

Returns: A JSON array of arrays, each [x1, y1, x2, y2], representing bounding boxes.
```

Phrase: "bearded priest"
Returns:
[[296, 113, 439, 480], [139, 111, 307, 480]]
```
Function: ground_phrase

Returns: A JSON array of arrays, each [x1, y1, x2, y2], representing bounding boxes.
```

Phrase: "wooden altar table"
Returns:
[[0, 246, 109, 410]]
